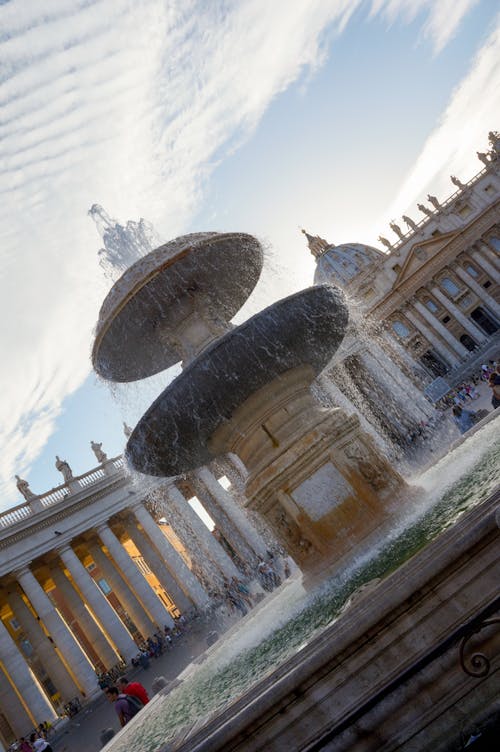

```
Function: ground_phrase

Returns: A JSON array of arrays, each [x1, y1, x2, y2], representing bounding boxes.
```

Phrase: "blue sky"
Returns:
[[1, 0, 499, 507]]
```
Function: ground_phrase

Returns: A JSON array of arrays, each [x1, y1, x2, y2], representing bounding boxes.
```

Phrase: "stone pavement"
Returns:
[[51, 624, 215, 752]]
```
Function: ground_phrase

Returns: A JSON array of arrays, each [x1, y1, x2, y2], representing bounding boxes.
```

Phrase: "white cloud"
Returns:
[[373, 12, 500, 239], [370, 0, 479, 53], [0, 0, 481, 507]]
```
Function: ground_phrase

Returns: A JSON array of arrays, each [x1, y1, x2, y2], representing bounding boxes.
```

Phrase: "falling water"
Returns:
[[104, 416, 499, 752]]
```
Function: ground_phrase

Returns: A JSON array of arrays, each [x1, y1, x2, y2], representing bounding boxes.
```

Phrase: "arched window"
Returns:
[[424, 298, 438, 313], [441, 276, 460, 295], [465, 264, 479, 278], [392, 321, 410, 338]]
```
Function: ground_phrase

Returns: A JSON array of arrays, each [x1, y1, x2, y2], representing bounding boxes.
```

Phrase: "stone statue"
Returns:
[[389, 221, 405, 240], [402, 215, 419, 232], [377, 235, 392, 250], [55, 456, 74, 483], [477, 151, 490, 166], [90, 440, 108, 464], [417, 203, 433, 218], [450, 175, 465, 190], [15, 475, 37, 501], [123, 422, 133, 438], [487, 131, 500, 155], [427, 195, 441, 210]]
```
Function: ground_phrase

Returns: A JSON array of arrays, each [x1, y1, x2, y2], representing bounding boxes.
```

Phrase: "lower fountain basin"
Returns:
[[126, 285, 348, 477]]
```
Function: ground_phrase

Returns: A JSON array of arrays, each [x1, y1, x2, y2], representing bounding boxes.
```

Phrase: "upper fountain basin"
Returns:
[[92, 232, 264, 381], [126, 284, 349, 477]]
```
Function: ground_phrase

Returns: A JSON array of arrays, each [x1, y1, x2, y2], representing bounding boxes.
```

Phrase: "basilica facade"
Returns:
[[302, 133, 499, 444]]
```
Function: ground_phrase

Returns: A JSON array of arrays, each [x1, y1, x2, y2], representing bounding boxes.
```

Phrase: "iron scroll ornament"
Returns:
[[459, 617, 500, 678]]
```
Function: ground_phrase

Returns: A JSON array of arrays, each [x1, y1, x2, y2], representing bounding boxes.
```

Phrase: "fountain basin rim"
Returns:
[[93, 231, 264, 381], [125, 284, 349, 477]]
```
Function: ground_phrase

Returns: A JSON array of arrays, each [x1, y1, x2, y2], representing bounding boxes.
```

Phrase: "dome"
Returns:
[[313, 242, 384, 287]]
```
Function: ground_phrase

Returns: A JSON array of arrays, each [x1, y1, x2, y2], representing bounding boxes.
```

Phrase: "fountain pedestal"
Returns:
[[209, 365, 406, 571]]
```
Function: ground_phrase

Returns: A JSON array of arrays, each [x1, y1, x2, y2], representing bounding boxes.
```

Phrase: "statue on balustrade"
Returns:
[[55, 455, 74, 483], [402, 215, 419, 232], [427, 195, 442, 211], [417, 203, 434, 218], [15, 475, 37, 500], [389, 221, 405, 240], [91, 440, 108, 464], [123, 422, 133, 438], [450, 175, 465, 189], [477, 151, 490, 166], [487, 131, 499, 156], [377, 235, 392, 250]]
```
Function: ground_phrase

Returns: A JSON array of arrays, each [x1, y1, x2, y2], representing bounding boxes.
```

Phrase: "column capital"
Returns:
[[128, 499, 144, 515], [13, 564, 33, 580], [56, 543, 74, 557]]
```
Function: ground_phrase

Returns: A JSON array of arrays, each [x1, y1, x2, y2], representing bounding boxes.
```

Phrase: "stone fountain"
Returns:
[[93, 231, 407, 574], [92, 229, 499, 752]]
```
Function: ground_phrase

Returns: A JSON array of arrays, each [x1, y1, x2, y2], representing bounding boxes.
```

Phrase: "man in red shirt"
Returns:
[[118, 675, 149, 705]]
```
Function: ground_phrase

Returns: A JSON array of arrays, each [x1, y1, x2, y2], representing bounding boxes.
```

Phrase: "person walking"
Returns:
[[488, 370, 500, 409], [18, 738, 33, 752], [29, 733, 53, 752], [117, 675, 149, 705], [105, 685, 143, 727], [452, 405, 476, 434]]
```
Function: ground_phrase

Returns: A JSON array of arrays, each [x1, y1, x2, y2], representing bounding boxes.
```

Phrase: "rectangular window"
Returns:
[[483, 280, 491, 288], [442, 315, 451, 324], [97, 578, 112, 595]]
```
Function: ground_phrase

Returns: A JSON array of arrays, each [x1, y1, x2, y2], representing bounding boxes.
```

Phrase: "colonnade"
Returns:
[[0, 465, 266, 745]]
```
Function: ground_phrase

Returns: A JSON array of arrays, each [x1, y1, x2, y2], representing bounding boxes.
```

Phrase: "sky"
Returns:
[[1, 0, 499, 509]]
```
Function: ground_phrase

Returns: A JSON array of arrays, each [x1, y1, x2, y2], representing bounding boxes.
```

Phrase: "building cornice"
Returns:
[[369, 200, 500, 320]]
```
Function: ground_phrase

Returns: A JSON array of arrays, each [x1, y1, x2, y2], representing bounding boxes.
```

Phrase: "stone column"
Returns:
[[15, 566, 98, 697], [122, 518, 192, 614], [57, 545, 137, 662], [50, 566, 119, 669], [455, 266, 500, 318], [94, 523, 174, 629], [129, 502, 209, 609], [0, 672, 31, 741], [189, 474, 255, 563], [381, 330, 430, 382], [0, 615, 57, 725], [192, 467, 267, 559], [410, 302, 467, 359], [474, 243, 500, 282], [8, 587, 79, 701], [162, 482, 239, 579], [87, 540, 155, 639], [431, 286, 488, 343]]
